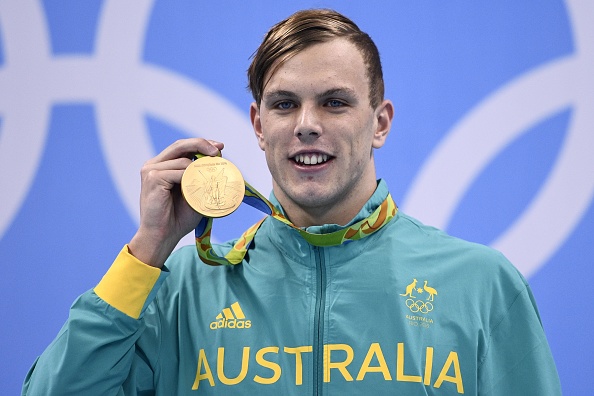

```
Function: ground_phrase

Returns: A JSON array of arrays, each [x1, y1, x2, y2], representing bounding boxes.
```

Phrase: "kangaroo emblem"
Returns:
[[400, 278, 418, 298], [423, 280, 438, 301]]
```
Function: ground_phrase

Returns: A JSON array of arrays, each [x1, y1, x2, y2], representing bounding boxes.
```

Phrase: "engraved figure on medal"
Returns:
[[182, 156, 245, 217]]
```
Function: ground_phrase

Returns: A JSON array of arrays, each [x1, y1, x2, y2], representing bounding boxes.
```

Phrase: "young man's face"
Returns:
[[251, 38, 393, 226]]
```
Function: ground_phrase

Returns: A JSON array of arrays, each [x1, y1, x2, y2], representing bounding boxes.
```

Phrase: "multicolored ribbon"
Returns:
[[192, 159, 398, 266]]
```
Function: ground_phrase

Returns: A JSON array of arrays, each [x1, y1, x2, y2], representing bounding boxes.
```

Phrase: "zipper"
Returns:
[[313, 246, 326, 396]]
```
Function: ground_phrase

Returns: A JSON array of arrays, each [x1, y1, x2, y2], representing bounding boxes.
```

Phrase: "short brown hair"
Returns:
[[248, 9, 384, 108]]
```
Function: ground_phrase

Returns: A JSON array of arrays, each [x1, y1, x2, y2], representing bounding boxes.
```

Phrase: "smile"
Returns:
[[293, 153, 330, 165]]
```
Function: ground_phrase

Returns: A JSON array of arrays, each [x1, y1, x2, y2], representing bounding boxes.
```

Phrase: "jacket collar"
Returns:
[[265, 179, 392, 257], [269, 179, 390, 233]]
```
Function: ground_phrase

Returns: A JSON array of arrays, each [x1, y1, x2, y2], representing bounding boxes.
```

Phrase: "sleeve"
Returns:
[[22, 246, 169, 396], [477, 283, 562, 396]]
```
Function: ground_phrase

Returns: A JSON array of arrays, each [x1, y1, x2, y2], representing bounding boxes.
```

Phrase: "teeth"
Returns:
[[294, 154, 329, 165]]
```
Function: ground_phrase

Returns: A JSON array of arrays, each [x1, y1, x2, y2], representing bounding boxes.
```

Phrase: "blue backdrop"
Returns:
[[1, 1, 592, 394]]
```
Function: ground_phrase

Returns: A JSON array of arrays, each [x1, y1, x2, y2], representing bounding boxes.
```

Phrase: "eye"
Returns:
[[326, 99, 345, 108], [276, 101, 295, 110]]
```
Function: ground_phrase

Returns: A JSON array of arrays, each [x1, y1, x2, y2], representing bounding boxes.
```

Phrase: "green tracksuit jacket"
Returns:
[[23, 180, 561, 395]]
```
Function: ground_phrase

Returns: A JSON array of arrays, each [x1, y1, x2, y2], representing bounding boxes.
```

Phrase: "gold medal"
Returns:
[[181, 156, 245, 218]]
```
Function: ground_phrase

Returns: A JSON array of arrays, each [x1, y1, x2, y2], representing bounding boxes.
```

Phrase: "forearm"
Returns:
[[22, 291, 145, 395], [128, 228, 180, 269], [23, 247, 169, 395]]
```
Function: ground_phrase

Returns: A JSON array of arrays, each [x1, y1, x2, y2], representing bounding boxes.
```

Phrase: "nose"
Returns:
[[294, 103, 322, 141]]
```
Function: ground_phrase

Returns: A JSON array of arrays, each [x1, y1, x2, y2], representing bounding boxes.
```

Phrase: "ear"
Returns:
[[250, 102, 266, 151], [372, 99, 394, 149]]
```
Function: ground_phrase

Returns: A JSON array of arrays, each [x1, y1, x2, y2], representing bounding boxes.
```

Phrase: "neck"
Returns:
[[273, 178, 379, 228]]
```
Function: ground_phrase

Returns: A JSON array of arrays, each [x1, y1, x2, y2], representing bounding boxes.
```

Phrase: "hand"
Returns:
[[128, 138, 224, 268]]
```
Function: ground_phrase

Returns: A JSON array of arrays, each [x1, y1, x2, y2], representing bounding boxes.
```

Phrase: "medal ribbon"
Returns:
[[192, 157, 398, 266]]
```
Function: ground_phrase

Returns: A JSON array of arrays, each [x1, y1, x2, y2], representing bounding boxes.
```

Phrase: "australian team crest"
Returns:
[[400, 278, 438, 328]]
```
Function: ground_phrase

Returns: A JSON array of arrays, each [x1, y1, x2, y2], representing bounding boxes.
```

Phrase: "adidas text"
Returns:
[[210, 318, 252, 330]]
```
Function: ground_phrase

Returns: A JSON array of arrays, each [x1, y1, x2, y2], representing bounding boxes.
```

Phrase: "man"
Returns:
[[23, 9, 561, 395]]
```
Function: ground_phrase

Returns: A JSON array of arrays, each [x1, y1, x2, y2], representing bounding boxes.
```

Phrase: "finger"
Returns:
[[207, 140, 225, 151], [144, 157, 193, 172], [149, 138, 223, 164], [142, 168, 186, 190], [140, 158, 191, 190]]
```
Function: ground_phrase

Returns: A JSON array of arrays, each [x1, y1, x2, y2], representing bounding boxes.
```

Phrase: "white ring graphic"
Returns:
[[0, 0, 270, 245], [402, 0, 594, 277], [0, 1, 51, 242]]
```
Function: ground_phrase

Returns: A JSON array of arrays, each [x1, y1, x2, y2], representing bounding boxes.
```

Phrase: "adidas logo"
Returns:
[[210, 301, 252, 330]]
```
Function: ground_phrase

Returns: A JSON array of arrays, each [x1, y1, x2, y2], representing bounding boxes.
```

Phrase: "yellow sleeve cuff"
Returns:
[[94, 245, 165, 319]]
